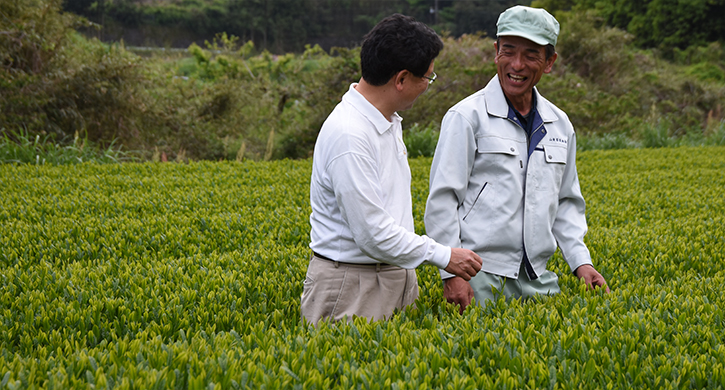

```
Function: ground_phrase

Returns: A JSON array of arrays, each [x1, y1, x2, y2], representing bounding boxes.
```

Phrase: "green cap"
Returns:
[[496, 6, 559, 47]]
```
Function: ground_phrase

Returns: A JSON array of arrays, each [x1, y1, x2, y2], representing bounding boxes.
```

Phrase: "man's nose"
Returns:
[[511, 52, 524, 70]]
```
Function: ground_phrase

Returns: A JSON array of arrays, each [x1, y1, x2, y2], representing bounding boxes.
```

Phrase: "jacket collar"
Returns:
[[484, 75, 558, 124]]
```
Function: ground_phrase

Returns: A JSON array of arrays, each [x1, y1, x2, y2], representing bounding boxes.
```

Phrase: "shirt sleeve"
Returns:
[[327, 151, 451, 269], [424, 110, 479, 278]]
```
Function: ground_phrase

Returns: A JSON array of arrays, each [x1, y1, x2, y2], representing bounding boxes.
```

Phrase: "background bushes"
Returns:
[[66, 0, 528, 52], [2, 0, 725, 163]]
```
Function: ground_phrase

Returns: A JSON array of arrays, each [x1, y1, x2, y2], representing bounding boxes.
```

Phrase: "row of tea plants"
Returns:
[[1, 146, 724, 388]]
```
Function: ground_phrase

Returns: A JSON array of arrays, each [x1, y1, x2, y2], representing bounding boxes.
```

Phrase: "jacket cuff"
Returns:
[[566, 249, 593, 273]]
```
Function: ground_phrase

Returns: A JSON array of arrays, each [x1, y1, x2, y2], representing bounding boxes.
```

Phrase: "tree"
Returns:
[[533, 0, 725, 52], [446, 0, 526, 38], [1, 0, 145, 149], [1, 0, 80, 74]]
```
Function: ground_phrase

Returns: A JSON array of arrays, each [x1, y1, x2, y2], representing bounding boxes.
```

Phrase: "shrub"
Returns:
[[404, 122, 440, 158], [402, 33, 498, 131], [0, 0, 80, 74], [3, 3, 725, 161], [0, 128, 132, 165], [577, 132, 638, 151], [1, 0, 147, 152]]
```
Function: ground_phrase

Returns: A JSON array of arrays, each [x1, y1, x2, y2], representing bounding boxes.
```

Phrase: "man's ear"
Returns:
[[544, 52, 558, 74], [393, 70, 408, 91]]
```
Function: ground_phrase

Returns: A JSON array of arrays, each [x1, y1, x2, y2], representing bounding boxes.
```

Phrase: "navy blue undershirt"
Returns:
[[505, 92, 540, 280]]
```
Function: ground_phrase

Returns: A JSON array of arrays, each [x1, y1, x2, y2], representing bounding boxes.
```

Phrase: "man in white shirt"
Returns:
[[302, 14, 483, 324]]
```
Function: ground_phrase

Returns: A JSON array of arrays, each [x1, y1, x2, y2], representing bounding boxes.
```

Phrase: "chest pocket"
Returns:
[[542, 144, 567, 164], [474, 135, 522, 187], [537, 144, 568, 190], [476, 136, 522, 156]]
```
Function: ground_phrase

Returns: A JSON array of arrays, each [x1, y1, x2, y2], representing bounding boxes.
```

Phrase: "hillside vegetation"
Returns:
[[1, 0, 725, 163], [64, 0, 725, 56], [64, 0, 527, 52]]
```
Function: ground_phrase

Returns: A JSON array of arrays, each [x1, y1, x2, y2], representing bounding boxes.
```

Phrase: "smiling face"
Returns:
[[494, 35, 557, 115]]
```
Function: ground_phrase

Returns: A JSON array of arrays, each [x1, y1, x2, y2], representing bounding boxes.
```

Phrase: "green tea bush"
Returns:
[[1, 146, 724, 388]]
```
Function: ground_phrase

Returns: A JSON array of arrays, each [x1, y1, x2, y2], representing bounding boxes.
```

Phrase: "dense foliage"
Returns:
[[0, 129, 132, 165], [2, 147, 725, 388], [532, 0, 725, 54], [64, 0, 528, 52], [1, 0, 147, 155], [2, 0, 725, 162]]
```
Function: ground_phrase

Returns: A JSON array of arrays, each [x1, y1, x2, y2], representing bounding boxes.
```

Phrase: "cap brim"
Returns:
[[497, 31, 551, 46]]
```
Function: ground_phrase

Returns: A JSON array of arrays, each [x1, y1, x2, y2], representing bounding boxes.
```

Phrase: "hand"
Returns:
[[574, 264, 610, 293], [444, 247, 482, 281], [443, 276, 474, 314]]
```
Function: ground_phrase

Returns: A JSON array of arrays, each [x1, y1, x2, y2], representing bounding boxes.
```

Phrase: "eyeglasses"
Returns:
[[422, 72, 437, 84]]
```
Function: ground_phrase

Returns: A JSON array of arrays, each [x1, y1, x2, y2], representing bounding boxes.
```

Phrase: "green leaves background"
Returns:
[[1, 147, 724, 389]]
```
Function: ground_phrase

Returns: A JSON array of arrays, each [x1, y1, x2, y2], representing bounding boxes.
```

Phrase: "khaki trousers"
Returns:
[[469, 262, 561, 306], [300, 255, 418, 325]]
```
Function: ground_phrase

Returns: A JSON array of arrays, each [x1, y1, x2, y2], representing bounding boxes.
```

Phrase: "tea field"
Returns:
[[1, 146, 725, 389]]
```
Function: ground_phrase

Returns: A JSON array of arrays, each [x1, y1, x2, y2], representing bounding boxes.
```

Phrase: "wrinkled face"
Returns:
[[494, 35, 556, 103]]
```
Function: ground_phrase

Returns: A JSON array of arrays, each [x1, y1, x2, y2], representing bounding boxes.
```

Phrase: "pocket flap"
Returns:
[[542, 144, 568, 164], [476, 136, 520, 156]]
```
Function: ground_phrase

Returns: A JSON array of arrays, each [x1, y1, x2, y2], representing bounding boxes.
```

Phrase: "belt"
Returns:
[[312, 252, 382, 267]]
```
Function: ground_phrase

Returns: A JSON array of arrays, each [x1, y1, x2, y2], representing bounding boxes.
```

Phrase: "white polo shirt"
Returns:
[[309, 83, 450, 269]]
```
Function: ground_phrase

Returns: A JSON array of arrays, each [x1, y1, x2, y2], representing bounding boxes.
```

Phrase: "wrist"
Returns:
[[574, 264, 593, 276]]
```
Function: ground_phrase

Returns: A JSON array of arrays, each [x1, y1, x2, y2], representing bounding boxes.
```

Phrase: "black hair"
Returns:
[[360, 14, 443, 86]]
